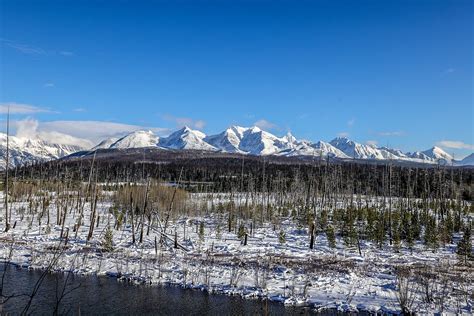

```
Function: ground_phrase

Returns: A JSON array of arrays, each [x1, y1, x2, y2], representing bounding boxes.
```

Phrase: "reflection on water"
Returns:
[[1, 264, 326, 315]]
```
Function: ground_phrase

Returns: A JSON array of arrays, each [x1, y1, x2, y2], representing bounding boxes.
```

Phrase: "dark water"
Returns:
[[0, 264, 328, 315]]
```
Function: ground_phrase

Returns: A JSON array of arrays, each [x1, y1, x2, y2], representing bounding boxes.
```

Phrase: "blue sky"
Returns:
[[0, 0, 472, 157]]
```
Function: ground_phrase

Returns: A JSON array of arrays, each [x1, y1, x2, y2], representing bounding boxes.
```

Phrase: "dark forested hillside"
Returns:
[[6, 148, 473, 200]]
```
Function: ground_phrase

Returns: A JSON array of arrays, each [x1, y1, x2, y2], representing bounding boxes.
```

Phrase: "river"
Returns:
[[0, 264, 336, 315]]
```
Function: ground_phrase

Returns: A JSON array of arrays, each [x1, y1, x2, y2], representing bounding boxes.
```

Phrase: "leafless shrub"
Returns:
[[253, 262, 269, 289], [415, 265, 437, 303], [395, 266, 417, 314], [229, 265, 242, 288]]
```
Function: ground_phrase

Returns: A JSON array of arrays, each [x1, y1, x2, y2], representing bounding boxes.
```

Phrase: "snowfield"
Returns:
[[0, 192, 473, 314]]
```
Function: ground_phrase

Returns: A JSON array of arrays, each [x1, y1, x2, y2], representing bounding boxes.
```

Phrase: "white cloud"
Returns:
[[73, 108, 86, 112], [2, 119, 170, 148], [163, 115, 206, 130], [1, 38, 74, 56], [43, 83, 55, 88], [12, 118, 93, 148], [347, 118, 356, 127], [0, 102, 54, 114], [366, 140, 378, 147], [378, 131, 406, 137], [40, 120, 170, 143], [254, 119, 277, 130], [1, 38, 46, 55], [436, 140, 474, 150], [337, 132, 350, 138]]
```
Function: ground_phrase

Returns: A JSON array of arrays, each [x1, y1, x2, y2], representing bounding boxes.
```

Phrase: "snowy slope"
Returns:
[[0, 133, 85, 169], [280, 141, 349, 158], [92, 137, 120, 150], [2, 126, 471, 168], [204, 126, 247, 153], [422, 146, 454, 163], [205, 126, 297, 155], [456, 153, 474, 166], [330, 137, 387, 160], [237, 126, 290, 155], [109, 130, 159, 149], [408, 146, 454, 164], [159, 126, 217, 151]]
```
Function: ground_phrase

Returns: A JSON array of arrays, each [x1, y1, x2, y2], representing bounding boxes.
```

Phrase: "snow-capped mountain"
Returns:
[[280, 140, 349, 158], [0, 133, 86, 169], [237, 126, 291, 155], [109, 130, 159, 149], [159, 126, 216, 151], [407, 146, 453, 164], [92, 137, 119, 150], [204, 126, 246, 153], [378, 147, 408, 160], [1, 127, 472, 168], [456, 153, 474, 166], [205, 126, 296, 155], [330, 137, 387, 160]]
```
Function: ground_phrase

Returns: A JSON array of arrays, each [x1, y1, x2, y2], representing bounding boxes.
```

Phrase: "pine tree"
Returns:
[[424, 216, 438, 252], [392, 212, 401, 252], [456, 227, 472, 265], [326, 225, 336, 249], [279, 230, 286, 244], [375, 212, 386, 249], [199, 221, 205, 241], [102, 226, 114, 252], [406, 223, 414, 254], [411, 210, 421, 240], [238, 223, 246, 240]]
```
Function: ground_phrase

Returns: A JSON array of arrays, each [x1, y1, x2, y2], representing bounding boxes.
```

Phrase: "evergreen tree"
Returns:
[[279, 229, 286, 244], [375, 212, 385, 249], [326, 225, 336, 249], [102, 226, 114, 252], [199, 221, 205, 241], [411, 210, 421, 240], [456, 227, 472, 265], [238, 223, 246, 240], [424, 216, 438, 252]]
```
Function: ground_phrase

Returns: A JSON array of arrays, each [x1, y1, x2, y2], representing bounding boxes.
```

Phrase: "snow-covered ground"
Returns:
[[0, 192, 472, 314]]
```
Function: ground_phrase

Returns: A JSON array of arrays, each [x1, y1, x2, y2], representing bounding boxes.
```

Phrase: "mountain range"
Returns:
[[1, 125, 472, 169]]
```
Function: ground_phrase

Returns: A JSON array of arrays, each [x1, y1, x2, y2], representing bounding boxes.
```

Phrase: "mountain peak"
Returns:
[[109, 130, 159, 149], [422, 146, 453, 161], [283, 132, 297, 144], [2, 125, 467, 169], [248, 126, 262, 133]]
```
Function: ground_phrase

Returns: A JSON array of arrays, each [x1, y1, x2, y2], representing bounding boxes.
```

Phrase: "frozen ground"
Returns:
[[0, 192, 472, 314]]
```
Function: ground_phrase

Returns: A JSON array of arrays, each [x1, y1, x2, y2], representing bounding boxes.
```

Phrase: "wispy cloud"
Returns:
[[254, 119, 277, 130], [347, 118, 356, 127], [13, 118, 93, 148], [366, 140, 378, 146], [1, 38, 74, 56], [40, 120, 170, 143], [0, 102, 55, 114], [2, 119, 170, 147], [1, 38, 46, 55], [378, 131, 406, 137], [73, 108, 86, 112], [163, 115, 206, 130], [59, 51, 74, 56], [43, 82, 55, 88], [436, 140, 474, 150], [444, 68, 455, 74], [337, 132, 350, 138]]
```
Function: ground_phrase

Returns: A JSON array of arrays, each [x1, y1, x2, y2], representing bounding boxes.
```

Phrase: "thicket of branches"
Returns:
[[7, 154, 474, 200]]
